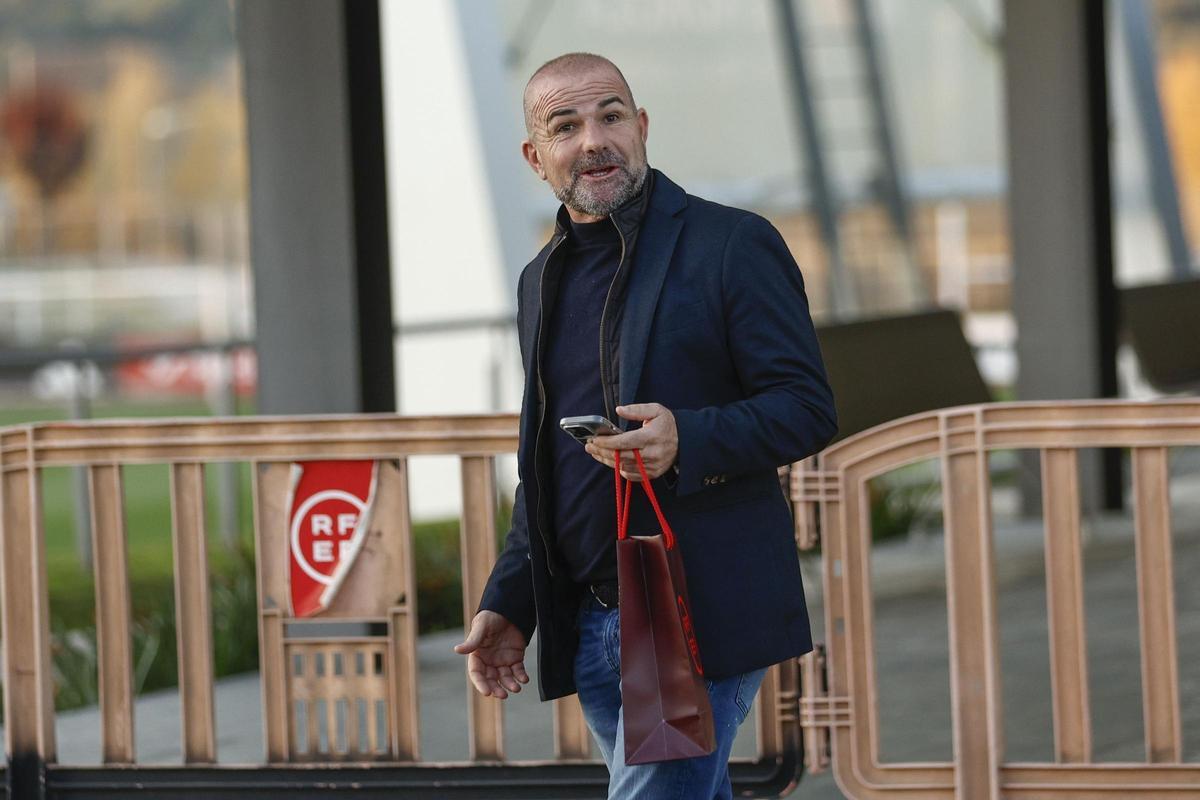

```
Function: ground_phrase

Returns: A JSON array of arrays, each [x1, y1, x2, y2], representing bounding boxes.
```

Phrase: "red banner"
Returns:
[[287, 460, 379, 618]]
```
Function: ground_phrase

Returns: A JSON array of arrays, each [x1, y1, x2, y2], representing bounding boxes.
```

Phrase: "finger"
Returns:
[[497, 666, 522, 694], [592, 428, 648, 452], [588, 446, 618, 468], [616, 403, 663, 422], [512, 661, 530, 684], [619, 453, 643, 472], [467, 666, 493, 697], [472, 664, 509, 700], [586, 445, 616, 468]]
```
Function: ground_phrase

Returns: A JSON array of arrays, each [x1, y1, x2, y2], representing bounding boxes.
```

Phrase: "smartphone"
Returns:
[[559, 415, 621, 444]]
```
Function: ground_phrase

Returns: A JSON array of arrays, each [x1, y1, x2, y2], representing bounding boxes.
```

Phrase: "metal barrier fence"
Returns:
[[0, 413, 800, 799], [6, 400, 1196, 798], [794, 399, 1200, 799]]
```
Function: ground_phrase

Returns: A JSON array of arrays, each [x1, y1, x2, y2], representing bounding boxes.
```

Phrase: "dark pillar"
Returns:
[[1004, 0, 1120, 510], [238, 0, 395, 414]]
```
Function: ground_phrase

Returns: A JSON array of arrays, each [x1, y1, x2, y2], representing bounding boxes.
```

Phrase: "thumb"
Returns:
[[616, 403, 662, 422], [453, 619, 484, 654]]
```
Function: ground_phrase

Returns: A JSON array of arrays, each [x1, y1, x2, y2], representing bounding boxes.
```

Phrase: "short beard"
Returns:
[[554, 155, 648, 218]]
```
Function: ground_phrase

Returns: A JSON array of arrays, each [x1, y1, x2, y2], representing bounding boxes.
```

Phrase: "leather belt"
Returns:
[[588, 580, 620, 609]]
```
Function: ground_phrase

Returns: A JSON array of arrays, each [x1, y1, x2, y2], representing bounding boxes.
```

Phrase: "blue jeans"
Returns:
[[574, 598, 766, 800]]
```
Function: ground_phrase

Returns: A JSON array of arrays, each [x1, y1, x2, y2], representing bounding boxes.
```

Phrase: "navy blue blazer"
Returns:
[[481, 170, 837, 701]]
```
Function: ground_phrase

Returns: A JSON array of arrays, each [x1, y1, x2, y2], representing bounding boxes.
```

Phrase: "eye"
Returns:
[[605, 113, 620, 123], [555, 122, 575, 134]]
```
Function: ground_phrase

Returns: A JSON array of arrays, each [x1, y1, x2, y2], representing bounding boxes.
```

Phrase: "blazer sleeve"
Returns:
[[478, 485, 536, 643], [476, 267, 537, 642], [672, 214, 837, 496]]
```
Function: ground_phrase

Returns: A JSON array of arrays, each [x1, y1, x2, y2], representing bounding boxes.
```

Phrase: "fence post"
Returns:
[[941, 412, 1002, 800], [460, 456, 504, 761], [1, 431, 55, 798]]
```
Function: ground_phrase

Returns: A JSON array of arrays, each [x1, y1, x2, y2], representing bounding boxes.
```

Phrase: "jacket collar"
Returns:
[[550, 166, 660, 243]]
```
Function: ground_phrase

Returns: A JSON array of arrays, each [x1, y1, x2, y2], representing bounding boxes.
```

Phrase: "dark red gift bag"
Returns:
[[614, 450, 715, 765]]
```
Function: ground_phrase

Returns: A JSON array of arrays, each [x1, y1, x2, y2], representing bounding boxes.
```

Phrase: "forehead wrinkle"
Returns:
[[529, 77, 632, 129]]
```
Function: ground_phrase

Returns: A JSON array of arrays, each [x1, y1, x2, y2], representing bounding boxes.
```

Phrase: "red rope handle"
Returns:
[[615, 451, 632, 540], [614, 449, 676, 549]]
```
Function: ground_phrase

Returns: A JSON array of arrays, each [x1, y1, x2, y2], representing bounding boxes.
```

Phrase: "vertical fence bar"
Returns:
[[254, 462, 292, 762], [170, 462, 217, 763], [1132, 446, 1181, 763], [553, 697, 591, 759], [756, 664, 783, 759], [262, 611, 289, 763], [1, 440, 57, 784], [386, 458, 419, 761], [323, 645, 340, 755], [1040, 448, 1092, 763], [941, 417, 1002, 800], [775, 657, 802, 767], [89, 464, 135, 764], [388, 607, 418, 760], [460, 456, 504, 761]]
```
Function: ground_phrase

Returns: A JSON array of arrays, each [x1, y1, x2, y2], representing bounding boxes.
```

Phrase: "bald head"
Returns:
[[519, 52, 649, 222], [523, 53, 635, 135]]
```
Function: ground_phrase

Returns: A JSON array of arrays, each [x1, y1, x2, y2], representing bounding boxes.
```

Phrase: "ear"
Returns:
[[637, 108, 649, 144], [521, 139, 547, 181]]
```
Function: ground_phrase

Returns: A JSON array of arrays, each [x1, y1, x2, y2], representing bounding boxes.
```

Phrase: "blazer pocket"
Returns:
[[678, 477, 770, 515]]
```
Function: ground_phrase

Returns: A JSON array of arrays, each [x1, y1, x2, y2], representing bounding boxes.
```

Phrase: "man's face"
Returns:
[[522, 65, 650, 222]]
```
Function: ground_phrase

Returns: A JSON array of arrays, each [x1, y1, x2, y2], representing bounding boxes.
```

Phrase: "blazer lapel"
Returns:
[[618, 207, 683, 415]]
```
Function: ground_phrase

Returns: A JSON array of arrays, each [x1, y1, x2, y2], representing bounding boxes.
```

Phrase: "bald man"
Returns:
[[456, 53, 836, 799]]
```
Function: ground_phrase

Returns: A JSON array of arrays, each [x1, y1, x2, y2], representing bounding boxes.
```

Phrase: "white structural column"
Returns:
[[379, 1, 538, 416], [379, 2, 538, 518]]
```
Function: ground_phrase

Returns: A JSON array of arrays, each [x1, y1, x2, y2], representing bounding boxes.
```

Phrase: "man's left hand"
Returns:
[[586, 403, 678, 481]]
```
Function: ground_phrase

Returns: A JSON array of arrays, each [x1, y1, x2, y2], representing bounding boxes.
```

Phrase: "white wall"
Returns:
[[380, 1, 534, 518]]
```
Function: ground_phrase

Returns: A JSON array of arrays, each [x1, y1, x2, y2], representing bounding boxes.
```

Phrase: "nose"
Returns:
[[579, 119, 608, 154]]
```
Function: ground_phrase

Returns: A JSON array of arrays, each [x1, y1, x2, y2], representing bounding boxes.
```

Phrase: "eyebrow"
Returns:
[[545, 96, 626, 124]]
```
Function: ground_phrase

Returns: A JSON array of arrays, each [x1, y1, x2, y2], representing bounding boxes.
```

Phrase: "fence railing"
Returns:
[[0, 413, 800, 798], [12, 401, 1193, 798], [795, 399, 1200, 799]]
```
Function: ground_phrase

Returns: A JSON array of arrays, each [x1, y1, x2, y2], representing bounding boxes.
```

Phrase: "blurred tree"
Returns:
[[0, 83, 89, 250]]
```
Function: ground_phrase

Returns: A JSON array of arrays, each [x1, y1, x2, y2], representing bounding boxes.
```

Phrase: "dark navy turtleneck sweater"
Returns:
[[542, 215, 623, 585]]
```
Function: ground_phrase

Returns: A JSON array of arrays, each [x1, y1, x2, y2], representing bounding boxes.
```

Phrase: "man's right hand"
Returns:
[[454, 610, 530, 699]]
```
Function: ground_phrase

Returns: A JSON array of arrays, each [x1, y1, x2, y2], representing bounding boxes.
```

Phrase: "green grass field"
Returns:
[[2, 399, 256, 585]]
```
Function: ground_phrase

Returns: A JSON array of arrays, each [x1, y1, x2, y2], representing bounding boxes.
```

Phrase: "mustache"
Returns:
[[571, 152, 627, 177]]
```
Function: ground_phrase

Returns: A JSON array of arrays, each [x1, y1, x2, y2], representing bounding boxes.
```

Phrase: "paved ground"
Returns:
[[47, 626, 763, 767], [35, 480, 1200, 798]]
